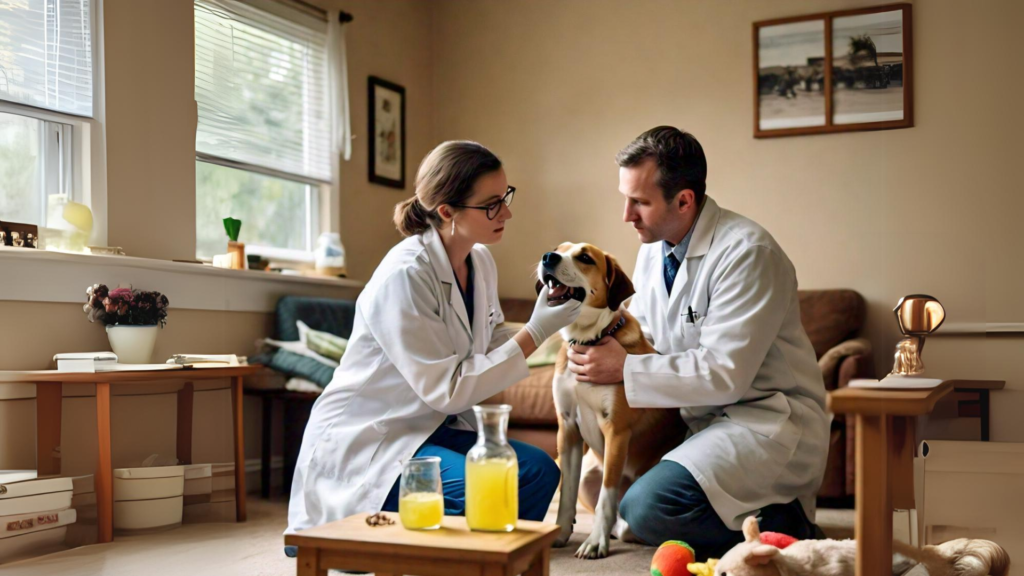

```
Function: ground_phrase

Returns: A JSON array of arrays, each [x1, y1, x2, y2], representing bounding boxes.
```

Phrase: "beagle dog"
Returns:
[[537, 243, 687, 559]]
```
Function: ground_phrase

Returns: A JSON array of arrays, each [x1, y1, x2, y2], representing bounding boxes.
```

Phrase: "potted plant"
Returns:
[[84, 284, 169, 364]]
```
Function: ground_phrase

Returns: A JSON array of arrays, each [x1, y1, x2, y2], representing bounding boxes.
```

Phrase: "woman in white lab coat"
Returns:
[[285, 141, 582, 545]]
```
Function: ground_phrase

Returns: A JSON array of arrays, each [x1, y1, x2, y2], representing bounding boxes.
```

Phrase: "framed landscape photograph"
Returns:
[[753, 3, 913, 138], [368, 76, 406, 188], [756, 18, 827, 133]]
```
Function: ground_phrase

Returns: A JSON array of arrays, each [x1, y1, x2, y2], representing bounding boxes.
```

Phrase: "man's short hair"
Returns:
[[616, 126, 707, 204]]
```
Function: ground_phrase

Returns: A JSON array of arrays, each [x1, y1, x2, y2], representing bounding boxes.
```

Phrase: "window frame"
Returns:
[[0, 100, 93, 229], [192, 0, 335, 264]]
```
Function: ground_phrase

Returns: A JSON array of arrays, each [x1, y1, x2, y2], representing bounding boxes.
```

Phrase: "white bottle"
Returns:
[[315, 232, 346, 277]]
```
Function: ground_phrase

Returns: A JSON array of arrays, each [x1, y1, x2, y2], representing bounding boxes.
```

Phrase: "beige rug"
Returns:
[[3, 496, 853, 576]]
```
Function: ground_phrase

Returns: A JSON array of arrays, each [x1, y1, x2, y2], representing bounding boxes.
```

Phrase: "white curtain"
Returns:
[[327, 11, 352, 162]]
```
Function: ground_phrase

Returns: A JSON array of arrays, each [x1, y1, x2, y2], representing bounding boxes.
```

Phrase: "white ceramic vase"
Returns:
[[106, 325, 159, 364]]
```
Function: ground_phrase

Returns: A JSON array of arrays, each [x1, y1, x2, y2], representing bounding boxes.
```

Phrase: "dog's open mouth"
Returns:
[[542, 274, 586, 304]]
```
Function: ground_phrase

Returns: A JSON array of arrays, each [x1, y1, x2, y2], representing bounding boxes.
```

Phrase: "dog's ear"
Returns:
[[604, 253, 634, 311], [742, 516, 762, 543], [535, 279, 544, 295], [744, 544, 779, 566]]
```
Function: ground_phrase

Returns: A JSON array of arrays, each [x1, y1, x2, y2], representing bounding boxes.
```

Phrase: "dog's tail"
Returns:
[[893, 539, 1011, 576]]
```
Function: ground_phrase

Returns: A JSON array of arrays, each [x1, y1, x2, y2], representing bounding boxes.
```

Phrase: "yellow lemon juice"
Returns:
[[399, 492, 444, 530], [465, 458, 518, 531]]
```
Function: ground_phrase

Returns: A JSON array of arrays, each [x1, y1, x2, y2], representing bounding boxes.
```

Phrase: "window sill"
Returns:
[[0, 246, 363, 313]]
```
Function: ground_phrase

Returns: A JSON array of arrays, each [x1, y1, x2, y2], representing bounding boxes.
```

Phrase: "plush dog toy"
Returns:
[[713, 517, 1010, 576]]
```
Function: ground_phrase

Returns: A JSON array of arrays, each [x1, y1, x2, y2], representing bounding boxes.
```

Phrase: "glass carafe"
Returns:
[[399, 456, 444, 530], [465, 404, 518, 532]]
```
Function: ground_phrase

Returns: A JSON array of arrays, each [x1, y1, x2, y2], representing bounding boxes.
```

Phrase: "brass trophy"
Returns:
[[889, 295, 945, 377]]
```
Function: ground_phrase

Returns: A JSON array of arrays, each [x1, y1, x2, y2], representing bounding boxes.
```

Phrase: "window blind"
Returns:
[[0, 0, 94, 117], [195, 0, 331, 183]]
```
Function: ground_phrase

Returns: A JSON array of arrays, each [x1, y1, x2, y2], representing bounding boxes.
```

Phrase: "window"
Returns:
[[194, 0, 331, 260], [0, 0, 93, 228]]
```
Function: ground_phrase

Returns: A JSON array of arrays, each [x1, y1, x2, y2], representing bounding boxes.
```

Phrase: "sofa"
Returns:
[[486, 289, 873, 500]]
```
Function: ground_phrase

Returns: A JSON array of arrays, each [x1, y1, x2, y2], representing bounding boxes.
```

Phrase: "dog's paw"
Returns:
[[552, 525, 573, 548], [575, 533, 609, 559]]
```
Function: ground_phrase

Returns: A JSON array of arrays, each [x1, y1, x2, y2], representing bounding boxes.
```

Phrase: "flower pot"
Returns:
[[106, 325, 160, 364]]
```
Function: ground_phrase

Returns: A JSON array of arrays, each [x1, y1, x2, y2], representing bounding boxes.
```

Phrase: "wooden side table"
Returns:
[[285, 513, 560, 576], [0, 364, 263, 543], [828, 380, 963, 576]]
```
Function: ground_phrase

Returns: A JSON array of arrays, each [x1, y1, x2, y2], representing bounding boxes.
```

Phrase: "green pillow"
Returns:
[[297, 320, 348, 361]]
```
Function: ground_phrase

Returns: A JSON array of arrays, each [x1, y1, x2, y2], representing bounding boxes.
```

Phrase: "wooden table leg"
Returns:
[[261, 394, 272, 498], [35, 382, 62, 476], [482, 564, 507, 576], [855, 414, 891, 576], [296, 547, 327, 576], [232, 376, 247, 522], [96, 382, 113, 544], [979, 389, 990, 441], [177, 382, 194, 465], [524, 547, 550, 576], [890, 416, 915, 510]]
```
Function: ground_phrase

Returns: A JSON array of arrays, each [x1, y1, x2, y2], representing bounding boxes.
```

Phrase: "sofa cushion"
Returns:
[[798, 290, 866, 359], [275, 296, 356, 341], [485, 365, 557, 425]]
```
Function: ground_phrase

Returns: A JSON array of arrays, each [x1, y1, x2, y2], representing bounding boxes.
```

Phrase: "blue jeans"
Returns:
[[619, 460, 817, 560], [380, 425, 560, 522], [285, 425, 560, 559]]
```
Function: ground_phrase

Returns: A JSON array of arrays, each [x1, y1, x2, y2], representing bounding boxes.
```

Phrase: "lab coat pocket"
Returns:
[[681, 316, 705, 350], [308, 422, 388, 484]]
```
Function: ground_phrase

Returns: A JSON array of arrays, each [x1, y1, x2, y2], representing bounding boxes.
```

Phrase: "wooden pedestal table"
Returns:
[[828, 380, 957, 576], [285, 513, 560, 576], [0, 364, 263, 544]]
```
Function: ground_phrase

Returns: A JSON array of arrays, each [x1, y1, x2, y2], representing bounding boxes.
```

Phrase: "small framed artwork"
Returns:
[[754, 3, 912, 138], [368, 76, 406, 189]]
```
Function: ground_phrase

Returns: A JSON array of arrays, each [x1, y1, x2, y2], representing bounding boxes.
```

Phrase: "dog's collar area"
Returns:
[[568, 315, 626, 347]]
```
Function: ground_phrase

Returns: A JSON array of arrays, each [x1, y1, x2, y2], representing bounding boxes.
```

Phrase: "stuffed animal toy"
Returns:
[[687, 558, 717, 576], [713, 517, 1010, 576], [651, 540, 696, 576]]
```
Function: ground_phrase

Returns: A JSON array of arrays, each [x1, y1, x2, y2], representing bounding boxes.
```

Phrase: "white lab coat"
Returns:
[[624, 196, 831, 531], [286, 226, 529, 534]]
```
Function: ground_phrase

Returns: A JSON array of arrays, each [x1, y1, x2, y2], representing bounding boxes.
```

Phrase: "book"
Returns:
[[0, 477, 73, 500], [0, 508, 77, 539], [0, 526, 67, 563], [0, 472, 36, 485], [167, 354, 240, 367], [53, 352, 117, 373], [0, 492, 72, 518], [849, 376, 944, 389]]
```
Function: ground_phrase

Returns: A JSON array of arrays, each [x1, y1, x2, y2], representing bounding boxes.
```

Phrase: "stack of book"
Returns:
[[0, 472, 76, 564]]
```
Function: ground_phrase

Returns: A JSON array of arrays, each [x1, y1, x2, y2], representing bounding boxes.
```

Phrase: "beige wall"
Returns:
[[103, 0, 197, 262], [431, 0, 1024, 440], [327, 0, 436, 282]]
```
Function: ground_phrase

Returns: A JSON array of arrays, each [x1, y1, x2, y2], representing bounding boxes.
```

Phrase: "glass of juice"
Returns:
[[466, 404, 518, 532], [398, 456, 444, 530]]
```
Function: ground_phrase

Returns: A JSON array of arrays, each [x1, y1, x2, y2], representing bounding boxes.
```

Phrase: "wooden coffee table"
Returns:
[[285, 513, 560, 576]]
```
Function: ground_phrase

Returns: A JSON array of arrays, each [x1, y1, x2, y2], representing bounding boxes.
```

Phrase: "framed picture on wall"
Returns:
[[755, 18, 828, 133], [368, 76, 406, 189], [753, 3, 913, 138]]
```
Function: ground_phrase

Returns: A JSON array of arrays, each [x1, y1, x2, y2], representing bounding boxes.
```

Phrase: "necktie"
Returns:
[[664, 252, 681, 294]]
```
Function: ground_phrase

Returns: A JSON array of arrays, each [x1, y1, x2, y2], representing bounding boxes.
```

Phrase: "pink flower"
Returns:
[[109, 288, 134, 301]]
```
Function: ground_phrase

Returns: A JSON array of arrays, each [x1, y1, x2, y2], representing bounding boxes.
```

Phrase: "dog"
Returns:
[[537, 242, 687, 559]]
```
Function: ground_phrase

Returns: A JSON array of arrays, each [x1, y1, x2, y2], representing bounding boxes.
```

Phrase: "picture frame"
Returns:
[[753, 3, 913, 138], [368, 76, 406, 189]]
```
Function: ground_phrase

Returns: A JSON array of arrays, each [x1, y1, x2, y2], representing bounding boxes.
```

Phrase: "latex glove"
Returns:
[[524, 285, 582, 346]]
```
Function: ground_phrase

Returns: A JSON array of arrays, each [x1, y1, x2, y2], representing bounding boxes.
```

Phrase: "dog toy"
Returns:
[[713, 516, 1010, 576], [650, 540, 696, 576], [759, 531, 798, 550], [686, 558, 717, 576]]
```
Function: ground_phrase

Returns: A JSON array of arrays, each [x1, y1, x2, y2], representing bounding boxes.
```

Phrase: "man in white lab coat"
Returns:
[[568, 126, 830, 559]]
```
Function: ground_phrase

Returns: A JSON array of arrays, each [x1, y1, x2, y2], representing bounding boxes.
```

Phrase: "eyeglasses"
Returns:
[[453, 186, 515, 220]]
